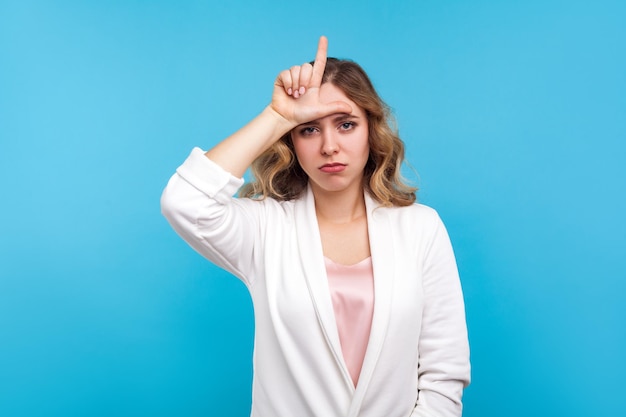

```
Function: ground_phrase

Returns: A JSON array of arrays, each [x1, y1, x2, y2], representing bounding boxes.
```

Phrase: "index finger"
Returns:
[[310, 36, 328, 87]]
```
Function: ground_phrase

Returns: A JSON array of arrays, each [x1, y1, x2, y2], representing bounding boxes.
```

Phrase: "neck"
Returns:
[[310, 183, 367, 224]]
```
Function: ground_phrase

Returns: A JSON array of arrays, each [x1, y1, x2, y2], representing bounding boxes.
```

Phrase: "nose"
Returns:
[[321, 130, 339, 155]]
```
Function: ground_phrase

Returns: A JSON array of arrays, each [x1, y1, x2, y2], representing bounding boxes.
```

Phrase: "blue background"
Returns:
[[1, 0, 624, 416]]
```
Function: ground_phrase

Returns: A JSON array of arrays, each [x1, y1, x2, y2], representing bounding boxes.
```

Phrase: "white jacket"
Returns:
[[161, 148, 470, 417]]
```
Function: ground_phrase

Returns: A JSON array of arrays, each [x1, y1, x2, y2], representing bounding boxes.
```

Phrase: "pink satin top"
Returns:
[[324, 256, 375, 387]]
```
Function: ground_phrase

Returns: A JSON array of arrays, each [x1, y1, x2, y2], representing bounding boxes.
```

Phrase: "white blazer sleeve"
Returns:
[[411, 213, 471, 417], [160, 147, 262, 285]]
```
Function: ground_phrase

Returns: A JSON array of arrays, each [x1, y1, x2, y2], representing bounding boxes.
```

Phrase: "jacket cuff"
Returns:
[[175, 147, 245, 204]]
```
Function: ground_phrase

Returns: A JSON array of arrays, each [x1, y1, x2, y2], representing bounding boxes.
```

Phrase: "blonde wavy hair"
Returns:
[[240, 58, 416, 207]]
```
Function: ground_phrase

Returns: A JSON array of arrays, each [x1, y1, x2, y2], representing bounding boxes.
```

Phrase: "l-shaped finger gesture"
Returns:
[[271, 36, 352, 126]]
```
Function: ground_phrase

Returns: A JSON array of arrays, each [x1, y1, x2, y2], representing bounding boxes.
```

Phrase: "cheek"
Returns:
[[292, 135, 315, 150], [359, 133, 371, 157], [292, 141, 304, 162], [292, 140, 315, 169], [357, 124, 370, 153]]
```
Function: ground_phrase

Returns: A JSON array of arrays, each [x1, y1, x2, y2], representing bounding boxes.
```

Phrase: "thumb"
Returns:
[[317, 100, 353, 118]]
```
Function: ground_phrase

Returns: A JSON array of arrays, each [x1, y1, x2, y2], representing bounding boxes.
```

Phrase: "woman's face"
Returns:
[[291, 83, 370, 197]]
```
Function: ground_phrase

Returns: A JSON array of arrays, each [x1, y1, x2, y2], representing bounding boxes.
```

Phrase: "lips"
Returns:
[[319, 163, 346, 173]]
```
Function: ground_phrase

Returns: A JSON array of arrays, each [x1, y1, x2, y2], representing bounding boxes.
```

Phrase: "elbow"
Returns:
[[160, 186, 175, 220], [160, 178, 187, 226]]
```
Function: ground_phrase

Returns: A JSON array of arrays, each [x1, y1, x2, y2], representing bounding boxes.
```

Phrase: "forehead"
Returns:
[[319, 83, 366, 118]]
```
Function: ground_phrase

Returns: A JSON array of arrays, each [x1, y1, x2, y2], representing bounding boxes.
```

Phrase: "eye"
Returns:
[[339, 121, 355, 131], [298, 126, 318, 136]]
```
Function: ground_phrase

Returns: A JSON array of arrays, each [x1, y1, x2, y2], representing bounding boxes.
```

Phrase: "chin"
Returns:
[[310, 179, 361, 194]]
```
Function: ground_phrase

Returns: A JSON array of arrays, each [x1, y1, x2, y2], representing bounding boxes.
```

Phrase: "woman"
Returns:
[[161, 36, 470, 417]]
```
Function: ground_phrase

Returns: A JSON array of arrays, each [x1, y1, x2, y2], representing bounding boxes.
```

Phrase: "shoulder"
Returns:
[[377, 203, 449, 250], [382, 202, 443, 225], [233, 193, 299, 220], [366, 192, 444, 232]]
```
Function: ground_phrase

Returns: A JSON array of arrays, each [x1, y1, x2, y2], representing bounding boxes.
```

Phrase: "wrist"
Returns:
[[263, 105, 297, 135]]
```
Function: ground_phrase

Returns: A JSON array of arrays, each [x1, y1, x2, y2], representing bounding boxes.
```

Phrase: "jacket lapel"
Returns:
[[294, 186, 355, 391], [294, 187, 396, 409], [347, 193, 395, 417]]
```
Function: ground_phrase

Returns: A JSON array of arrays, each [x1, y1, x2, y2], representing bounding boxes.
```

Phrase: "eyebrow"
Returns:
[[299, 113, 359, 126]]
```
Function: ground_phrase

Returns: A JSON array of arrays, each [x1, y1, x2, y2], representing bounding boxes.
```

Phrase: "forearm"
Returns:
[[161, 148, 258, 283], [205, 105, 295, 177], [411, 387, 465, 417], [413, 213, 470, 417]]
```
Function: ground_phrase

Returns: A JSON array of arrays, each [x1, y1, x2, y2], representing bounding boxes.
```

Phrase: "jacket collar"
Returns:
[[294, 186, 396, 411]]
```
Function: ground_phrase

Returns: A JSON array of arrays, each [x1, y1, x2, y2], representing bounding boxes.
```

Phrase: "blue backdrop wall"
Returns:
[[1, 1, 624, 416]]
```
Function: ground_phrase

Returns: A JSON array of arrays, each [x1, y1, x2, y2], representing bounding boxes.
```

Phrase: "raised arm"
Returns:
[[162, 37, 353, 283], [205, 36, 352, 177]]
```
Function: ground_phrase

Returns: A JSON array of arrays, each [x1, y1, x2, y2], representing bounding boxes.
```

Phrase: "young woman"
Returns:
[[161, 37, 470, 417]]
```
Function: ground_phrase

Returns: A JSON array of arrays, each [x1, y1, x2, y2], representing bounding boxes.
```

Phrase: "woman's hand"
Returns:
[[204, 36, 351, 178], [270, 36, 352, 126]]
